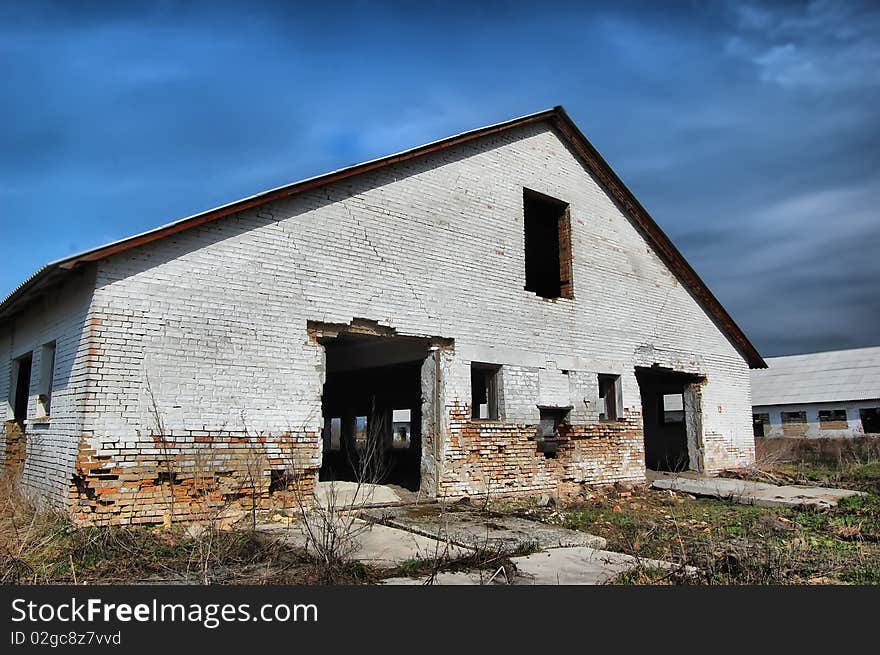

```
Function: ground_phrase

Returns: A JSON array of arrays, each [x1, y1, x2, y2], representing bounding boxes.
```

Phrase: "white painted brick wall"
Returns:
[[0, 268, 95, 506], [2, 121, 756, 505]]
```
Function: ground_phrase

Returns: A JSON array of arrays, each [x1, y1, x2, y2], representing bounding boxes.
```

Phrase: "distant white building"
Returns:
[[751, 347, 880, 438]]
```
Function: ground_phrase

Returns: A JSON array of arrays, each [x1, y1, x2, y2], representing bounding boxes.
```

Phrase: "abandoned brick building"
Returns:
[[0, 106, 766, 525]]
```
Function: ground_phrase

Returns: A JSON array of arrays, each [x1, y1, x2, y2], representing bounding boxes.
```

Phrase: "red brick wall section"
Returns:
[[440, 403, 645, 499], [68, 431, 320, 526], [3, 421, 27, 481]]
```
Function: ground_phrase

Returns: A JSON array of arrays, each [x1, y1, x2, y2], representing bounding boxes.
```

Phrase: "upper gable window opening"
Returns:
[[523, 188, 573, 300]]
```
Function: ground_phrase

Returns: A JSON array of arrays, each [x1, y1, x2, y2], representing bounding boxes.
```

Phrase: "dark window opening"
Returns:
[[156, 470, 179, 485], [781, 410, 808, 436], [537, 406, 570, 458], [471, 363, 501, 419], [323, 417, 342, 451], [12, 353, 32, 425], [523, 189, 573, 299], [861, 408, 880, 434], [269, 469, 297, 493], [753, 413, 770, 437], [818, 409, 848, 429], [598, 374, 620, 421], [660, 394, 684, 424]]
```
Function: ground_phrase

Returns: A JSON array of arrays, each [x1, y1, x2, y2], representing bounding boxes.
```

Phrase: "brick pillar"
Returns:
[[3, 420, 26, 480]]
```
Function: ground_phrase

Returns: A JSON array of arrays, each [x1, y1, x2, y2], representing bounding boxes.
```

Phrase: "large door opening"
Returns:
[[318, 332, 431, 492], [636, 366, 705, 473]]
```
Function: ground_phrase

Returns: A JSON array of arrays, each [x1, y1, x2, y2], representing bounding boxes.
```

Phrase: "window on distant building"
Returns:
[[860, 408, 880, 434], [781, 410, 808, 436], [523, 189, 573, 300], [752, 413, 770, 437], [818, 409, 848, 430]]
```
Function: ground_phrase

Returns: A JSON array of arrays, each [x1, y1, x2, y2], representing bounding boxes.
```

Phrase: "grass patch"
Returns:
[[554, 485, 880, 585], [748, 437, 880, 494], [0, 479, 370, 585]]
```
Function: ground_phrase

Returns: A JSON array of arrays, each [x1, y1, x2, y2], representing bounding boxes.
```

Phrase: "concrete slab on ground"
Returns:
[[257, 518, 471, 567], [313, 482, 402, 509], [511, 547, 693, 585], [363, 505, 606, 551], [384, 547, 691, 585], [650, 474, 864, 509]]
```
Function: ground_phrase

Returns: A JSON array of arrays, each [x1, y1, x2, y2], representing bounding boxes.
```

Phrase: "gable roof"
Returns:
[[751, 346, 880, 406], [0, 106, 766, 368]]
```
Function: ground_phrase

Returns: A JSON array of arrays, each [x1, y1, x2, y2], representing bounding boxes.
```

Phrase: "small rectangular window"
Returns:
[[752, 413, 770, 437], [391, 408, 412, 449], [11, 353, 33, 425], [537, 407, 569, 437], [324, 416, 342, 451], [598, 374, 620, 421], [471, 363, 501, 419], [860, 408, 880, 434], [818, 409, 848, 429], [523, 189, 573, 300], [37, 342, 56, 418], [354, 416, 369, 449], [536, 406, 570, 459], [661, 394, 684, 424], [781, 410, 808, 436]]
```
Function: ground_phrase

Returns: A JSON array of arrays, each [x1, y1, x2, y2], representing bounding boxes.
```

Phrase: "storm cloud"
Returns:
[[1, 0, 877, 356]]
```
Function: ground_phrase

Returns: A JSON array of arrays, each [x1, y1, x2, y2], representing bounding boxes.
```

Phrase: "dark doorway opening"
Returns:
[[636, 366, 704, 472], [318, 333, 429, 491], [13, 353, 32, 425], [861, 408, 880, 434]]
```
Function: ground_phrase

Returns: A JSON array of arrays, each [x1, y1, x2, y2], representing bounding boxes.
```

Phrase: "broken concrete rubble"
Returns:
[[650, 473, 864, 509], [362, 505, 606, 550], [510, 547, 696, 585], [382, 547, 695, 585], [257, 518, 471, 567]]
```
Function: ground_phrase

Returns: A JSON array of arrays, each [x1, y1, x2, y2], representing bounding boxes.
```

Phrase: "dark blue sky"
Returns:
[[2, 0, 877, 356]]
